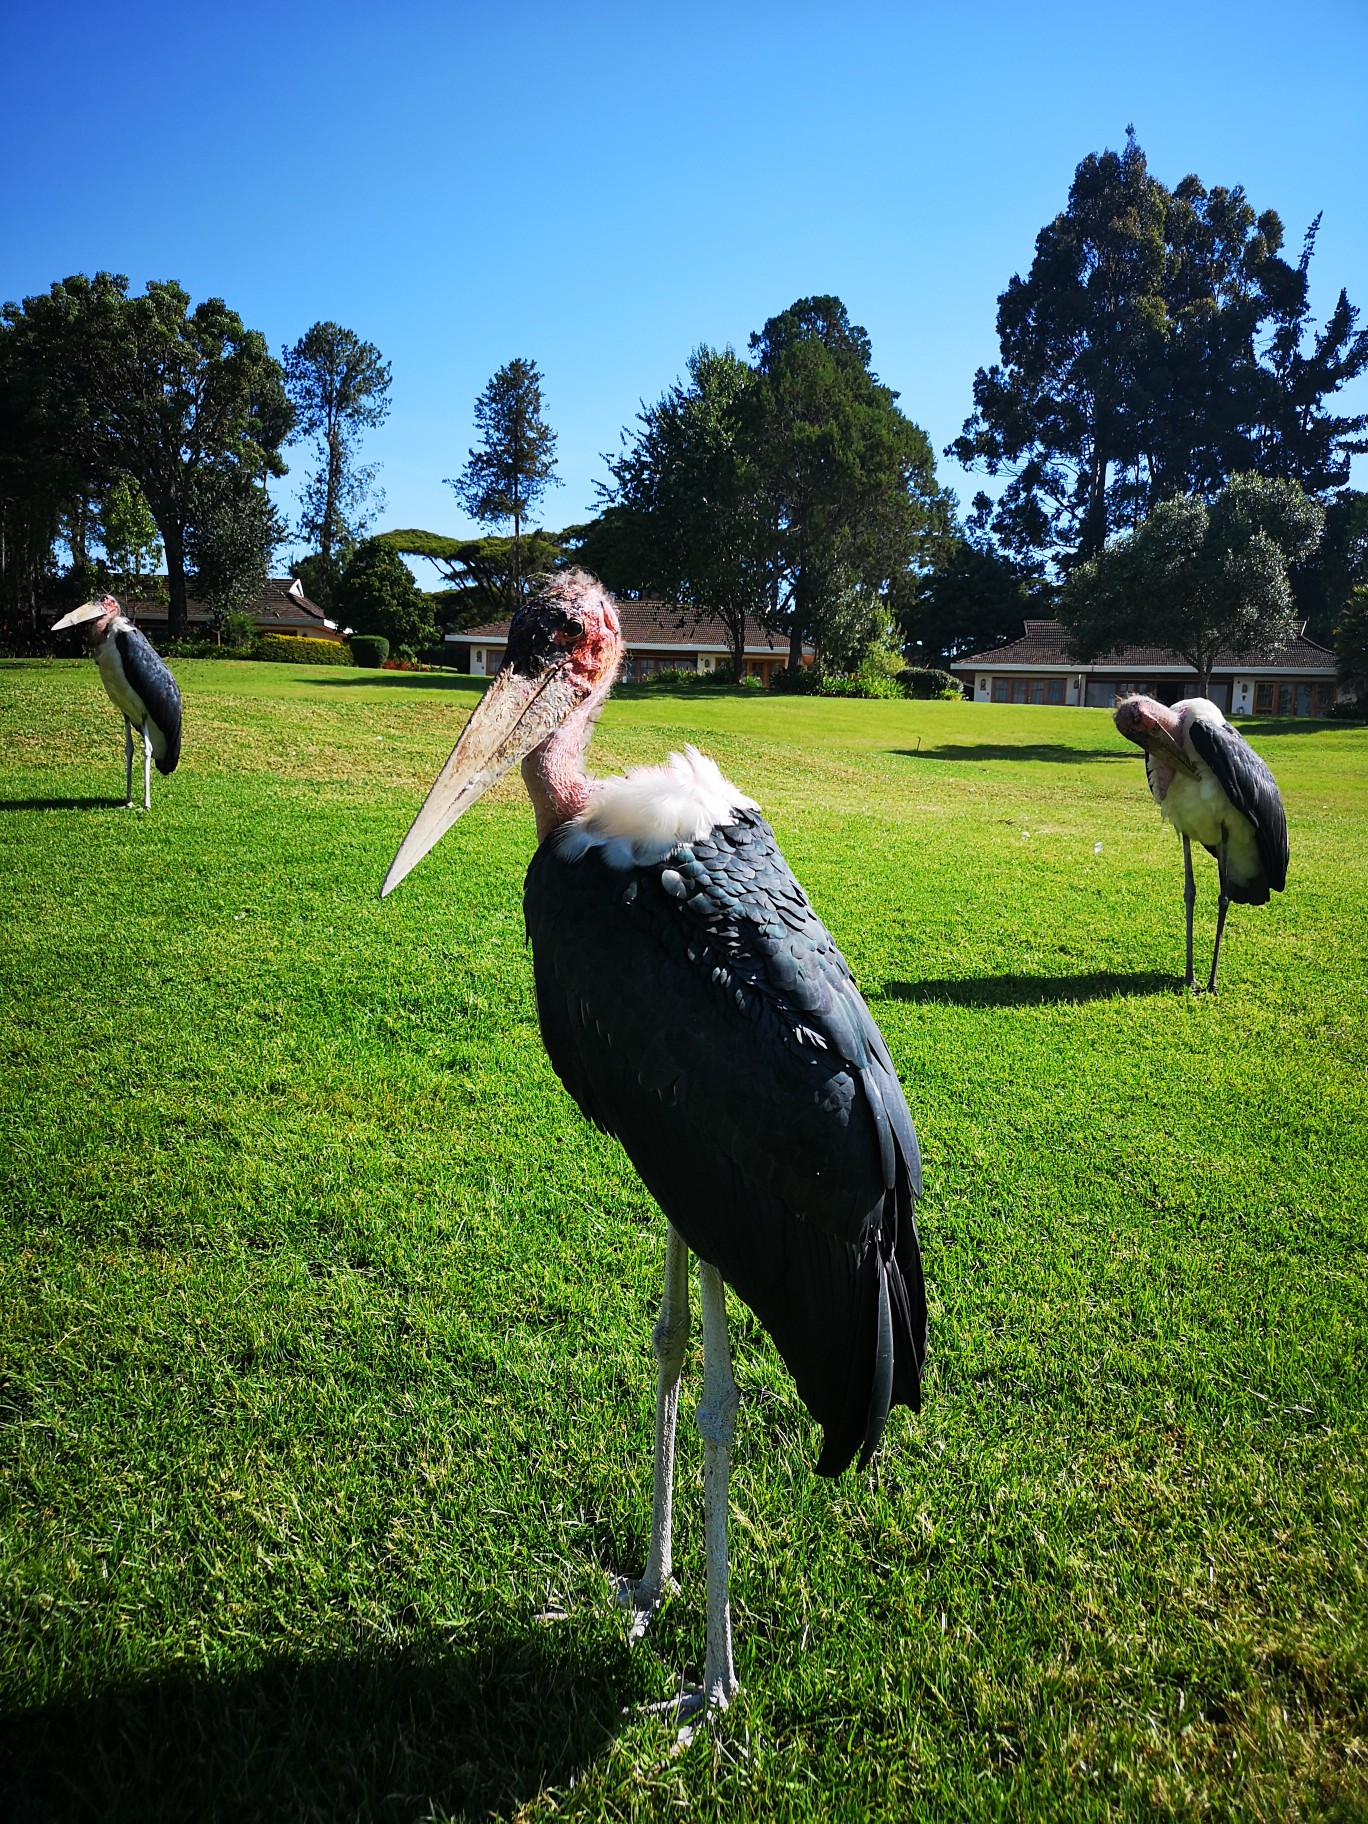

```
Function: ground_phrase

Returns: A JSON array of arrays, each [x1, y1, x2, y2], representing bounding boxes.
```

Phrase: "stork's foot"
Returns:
[[615, 1571, 677, 1642], [643, 1673, 739, 1744]]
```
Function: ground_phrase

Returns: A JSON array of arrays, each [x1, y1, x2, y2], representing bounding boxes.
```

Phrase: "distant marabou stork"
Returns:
[[1115, 694, 1288, 994], [382, 571, 926, 1716], [51, 595, 182, 810]]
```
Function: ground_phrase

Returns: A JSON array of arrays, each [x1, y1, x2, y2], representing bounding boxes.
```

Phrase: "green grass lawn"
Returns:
[[2, 657, 1366, 1822]]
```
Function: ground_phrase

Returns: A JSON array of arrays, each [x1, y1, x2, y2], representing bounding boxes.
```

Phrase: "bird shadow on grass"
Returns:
[[881, 969, 1178, 1008], [0, 1623, 634, 1824], [895, 742, 1133, 765], [0, 795, 128, 813]]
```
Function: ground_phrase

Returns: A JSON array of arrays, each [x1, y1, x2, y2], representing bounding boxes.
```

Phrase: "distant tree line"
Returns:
[[6, 128, 1367, 689], [0, 277, 391, 647]]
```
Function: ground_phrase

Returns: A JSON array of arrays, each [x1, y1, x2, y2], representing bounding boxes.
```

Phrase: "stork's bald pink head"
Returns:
[[381, 570, 624, 897], [51, 594, 121, 644], [1114, 694, 1198, 776]]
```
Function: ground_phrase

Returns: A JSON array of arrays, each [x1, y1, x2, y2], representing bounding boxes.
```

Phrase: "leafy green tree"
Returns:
[[1062, 473, 1325, 695], [99, 478, 163, 600], [746, 296, 952, 667], [597, 346, 769, 680], [1334, 584, 1368, 699], [449, 359, 559, 594], [283, 322, 392, 583], [0, 303, 85, 635], [187, 467, 283, 640], [378, 526, 569, 625], [3, 274, 291, 637], [335, 537, 434, 651], [954, 132, 1368, 569], [899, 536, 1047, 666]]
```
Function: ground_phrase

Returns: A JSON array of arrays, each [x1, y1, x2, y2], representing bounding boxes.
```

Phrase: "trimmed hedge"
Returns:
[[351, 635, 390, 668], [898, 666, 965, 700], [258, 634, 352, 666]]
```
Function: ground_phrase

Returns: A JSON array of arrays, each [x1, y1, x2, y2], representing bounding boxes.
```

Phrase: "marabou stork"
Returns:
[[51, 595, 182, 810], [1114, 694, 1288, 994], [382, 571, 926, 1716]]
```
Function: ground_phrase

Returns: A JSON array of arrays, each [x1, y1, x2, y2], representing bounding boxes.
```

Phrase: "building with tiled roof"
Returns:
[[950, 619, 1342, 718], [73, 577, 345, 642], [446, 600, 807, 686]]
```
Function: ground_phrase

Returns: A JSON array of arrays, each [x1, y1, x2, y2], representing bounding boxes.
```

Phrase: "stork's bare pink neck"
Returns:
[[522, 695, 601, 841]]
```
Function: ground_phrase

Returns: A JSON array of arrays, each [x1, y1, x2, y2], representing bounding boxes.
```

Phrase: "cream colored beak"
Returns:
[[380, 662, 577, 898], [51, 601, 108, 633]]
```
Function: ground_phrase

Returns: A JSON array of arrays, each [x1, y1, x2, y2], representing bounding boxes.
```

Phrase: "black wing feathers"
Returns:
[[524, 807, 926, 1476], [116, 627, 182, 773], [1188, 719, 1288, 899]]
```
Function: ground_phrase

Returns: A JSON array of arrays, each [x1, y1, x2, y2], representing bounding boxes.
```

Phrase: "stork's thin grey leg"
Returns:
[[1207, 836, 1231, 996], [695, 1260, 739, 1712], [619, 1222, 690, 1638], [124, 718, 134, 808], [1182, 836, 1196, 990], [142, 719, 152, 811]]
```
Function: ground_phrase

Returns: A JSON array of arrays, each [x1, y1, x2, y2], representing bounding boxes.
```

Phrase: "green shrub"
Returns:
[[769, 665, 822, 695], [257, 634, 351, 666], [159, 637, 259, 660], [350, 635, 390, 668], [1324, 694, 1367, 721], [898, 666, 965, 700]]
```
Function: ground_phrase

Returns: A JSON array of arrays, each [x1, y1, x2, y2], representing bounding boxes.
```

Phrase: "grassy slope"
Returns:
[[1, 658, 1365, 1823]]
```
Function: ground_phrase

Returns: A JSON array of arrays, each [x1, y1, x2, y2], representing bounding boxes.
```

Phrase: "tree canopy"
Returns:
[[378, 525, 570, 625], [953, 131, 1368, 571], [335, 538, 435, 652], [1061, 473, 1325, 694], [283, 321, 391, 594], [595, 347, 768, 679], [2, 274, 291, 637], [449, 359, 559, 594]]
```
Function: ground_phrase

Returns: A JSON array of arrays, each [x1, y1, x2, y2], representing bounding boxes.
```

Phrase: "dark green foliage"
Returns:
[[448, 359, 559, 594], [900, 537, 1048, 665], [1295, 487, 1368, 644], [283, 322, 391, 570], [597, 346, 769, 680], [1063, 472, 1325, 692], [0, 274, 291, 637], [99, 478, 164, 603], [335, 538, 434, 650], [954, 131, 1368, 568], [1334, 584, 1368, 697], [349, 633, 389, 668], [290, 551, 342, 614], [747, 296, 954, 665], [898, 666, 964, 699], [378, 526, 569, 624], [186, 467, 283, 636]]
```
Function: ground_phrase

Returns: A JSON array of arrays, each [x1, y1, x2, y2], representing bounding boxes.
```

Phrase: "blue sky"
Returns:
[[4, 0, 1366, 571]]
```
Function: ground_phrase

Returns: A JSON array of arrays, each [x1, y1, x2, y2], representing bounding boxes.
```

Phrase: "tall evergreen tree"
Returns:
[[954, 132, 1368, 571], [449, 359, 559, 597], [283, 321, 392, 595], [747, 296, 951, 666]]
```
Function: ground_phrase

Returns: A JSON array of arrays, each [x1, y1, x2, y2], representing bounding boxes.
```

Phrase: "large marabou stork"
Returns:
[[51, 595, 182, 810], [1114, 694, 1288, 994], [382, 571, 926, 1716]]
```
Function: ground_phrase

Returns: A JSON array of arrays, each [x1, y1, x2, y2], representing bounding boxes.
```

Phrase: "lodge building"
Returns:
[[950, 619, 1343, 717]]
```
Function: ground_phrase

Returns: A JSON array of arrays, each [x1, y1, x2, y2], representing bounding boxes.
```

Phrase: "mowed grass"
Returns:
[[1, 657, 1366, 1823]]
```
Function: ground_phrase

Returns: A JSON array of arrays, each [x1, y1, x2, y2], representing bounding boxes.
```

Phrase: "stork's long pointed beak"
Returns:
[[380, 662, 577, 898], [51, 601, 107, 632], [1143, 724, 1200, 776]]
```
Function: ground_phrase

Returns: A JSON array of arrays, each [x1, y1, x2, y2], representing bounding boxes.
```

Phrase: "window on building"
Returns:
[[1313, 682, 1338, 714], [1047, 679, 1065, 705], [992, 678, 1011, 702], [1254, 682, 1274, 713]]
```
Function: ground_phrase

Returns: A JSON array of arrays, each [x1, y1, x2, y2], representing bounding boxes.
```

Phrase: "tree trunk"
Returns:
[[726, 613, 746, 686], [322, 428, 341, 565], [1078, 443, 1110, 559], [165, 522, 188, 640]]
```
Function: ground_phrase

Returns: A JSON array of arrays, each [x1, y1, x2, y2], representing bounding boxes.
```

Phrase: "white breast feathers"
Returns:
[[556, 744, 758, 869]]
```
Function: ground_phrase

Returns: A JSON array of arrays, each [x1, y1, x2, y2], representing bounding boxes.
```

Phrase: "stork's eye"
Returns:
[[563, 617, 585, 639]]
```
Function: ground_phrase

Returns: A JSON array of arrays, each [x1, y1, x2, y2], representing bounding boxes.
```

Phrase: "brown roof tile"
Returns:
[[456, 599, 786, 651]]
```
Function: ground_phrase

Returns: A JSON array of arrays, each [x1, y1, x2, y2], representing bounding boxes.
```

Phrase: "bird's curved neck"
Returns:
[[522, 690, 606, 843]]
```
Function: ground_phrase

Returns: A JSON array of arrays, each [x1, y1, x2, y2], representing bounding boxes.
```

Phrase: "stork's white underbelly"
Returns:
[[94, 639, 173, 763], [1158, 765, 1262, 885]]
